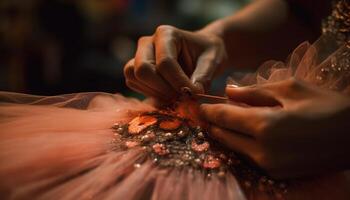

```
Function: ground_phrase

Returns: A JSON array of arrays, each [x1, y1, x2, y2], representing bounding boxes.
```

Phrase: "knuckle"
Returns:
[[137, 36, 151, 45], [254, 115, 272, 136], [135, 62, 152, 79], [255, 122, 269, 136], [213, 106, 226, 123], [286, 77, 301, 89], [156, 57, 174, 71], [210, 36, 223, 47], [155, 25, 178, 38], [255, 110, 284, 138], [156, 25, 175, 33], [123, 60, 135, 78]]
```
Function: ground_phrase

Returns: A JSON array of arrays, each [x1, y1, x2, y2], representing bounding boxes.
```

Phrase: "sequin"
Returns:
[[112, 110, 288, 197], [202, 155, 221, 169], [322, 0, 350, 45], [191, 140, 210, 152], [128, 115, 158, 134], [152, 143, 169, 155], [134, 163, 141, 168], [125, 140, 140, 148], [140, 132, 155, 143]]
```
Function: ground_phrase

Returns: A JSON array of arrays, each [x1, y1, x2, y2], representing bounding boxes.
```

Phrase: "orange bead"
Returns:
[[203, 155, 221, 169], [128, 115, 158, 134]]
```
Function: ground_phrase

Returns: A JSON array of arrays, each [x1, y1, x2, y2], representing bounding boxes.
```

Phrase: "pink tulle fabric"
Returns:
[[238, 36, 350, 94], [0, 92, 246, 200], [1, 36, 350, 200]]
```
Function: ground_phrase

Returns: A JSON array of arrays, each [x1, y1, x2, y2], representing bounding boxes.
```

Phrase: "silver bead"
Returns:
[[134, 163, 141, 168], [197, 132, 204, 138]]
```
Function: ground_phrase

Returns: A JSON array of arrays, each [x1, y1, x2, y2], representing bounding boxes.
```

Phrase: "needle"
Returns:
[[180, 87, 228, 103], [194, 93, 228, 101]]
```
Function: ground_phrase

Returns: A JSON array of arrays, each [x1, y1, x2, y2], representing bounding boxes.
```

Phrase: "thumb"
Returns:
[[226, 85, 281, 107], [191, 50, 220, 93]]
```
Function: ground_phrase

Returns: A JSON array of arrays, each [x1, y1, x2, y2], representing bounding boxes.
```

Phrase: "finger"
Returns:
[[124, 59, 169, 100], [200, 103, 273, 136], [209, 125, 256, 155], [125, 80, 167, 101], [134, 36, 177, 98], [124, 58, 137, 83], [153, 26, 202, 94], [143, 97, 168, 108], [226, 85, 281, 107], [191, 49, 220, 92]]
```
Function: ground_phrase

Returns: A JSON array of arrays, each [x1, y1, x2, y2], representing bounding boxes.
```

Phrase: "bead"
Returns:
[[202, 155, 221, 169], [191, 140, 209, 152], [279, 183, 287, 189], [141, 132, 155, 143], [194, 158, 201, 164], [177, 130, 186, 137], [244, 181, 252, 188], [197, 132, 204, 138], [267, 179, 274, 185], [134, 163, 141, 168], [125, 140, 140, 148], [152, 143, 169, 155], [115, 110, 288, 197], [217, 171, 226, 177], [128, 115, 157, 135]]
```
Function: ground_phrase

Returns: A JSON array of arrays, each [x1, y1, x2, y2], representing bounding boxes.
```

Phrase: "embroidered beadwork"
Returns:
[[112, 110, 288, 197]]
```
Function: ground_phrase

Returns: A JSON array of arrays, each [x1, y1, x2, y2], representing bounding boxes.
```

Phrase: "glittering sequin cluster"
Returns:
[[315, 49, 350, 91], [317, 0, 350, 91], [112, 111, 288, 198], [322, 0, 350, 46]]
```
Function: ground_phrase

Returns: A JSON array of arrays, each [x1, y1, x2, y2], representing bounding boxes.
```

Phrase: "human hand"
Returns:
[[200, 78, 350, 179], [124, 25, 227, 101]]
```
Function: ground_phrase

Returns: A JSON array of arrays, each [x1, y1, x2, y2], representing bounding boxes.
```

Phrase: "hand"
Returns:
[[124, 25, 227, 101], [200, 78, 350, 179]]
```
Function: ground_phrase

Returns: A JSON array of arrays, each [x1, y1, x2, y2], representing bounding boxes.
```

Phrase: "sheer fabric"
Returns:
[[1, 36, 350, 199]]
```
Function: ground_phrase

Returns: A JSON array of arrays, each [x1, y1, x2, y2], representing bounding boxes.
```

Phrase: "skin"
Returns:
[[201, 78, 350, 179], [124, 0, 315, 100], [124, 0, 350, 178]]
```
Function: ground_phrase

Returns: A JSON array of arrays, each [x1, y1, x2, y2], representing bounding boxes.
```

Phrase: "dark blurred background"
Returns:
[[0, 0, 250, 98]]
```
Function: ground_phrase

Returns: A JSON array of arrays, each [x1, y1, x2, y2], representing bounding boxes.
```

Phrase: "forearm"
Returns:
[[200, 0, 317, 69]]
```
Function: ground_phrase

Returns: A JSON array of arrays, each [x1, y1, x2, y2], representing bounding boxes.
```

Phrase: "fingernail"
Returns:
[[226, 84, 239, 88], [199, 103, 210, 109], [226, 77, 240, 88], [180, 87, 193, 96]]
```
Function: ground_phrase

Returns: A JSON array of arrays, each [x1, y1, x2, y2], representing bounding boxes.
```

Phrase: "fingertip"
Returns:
[[199, 103, 211, 112], [193, 81, 205, 94], [225, 85, 244, 95], [226, 84, 239, 89], [225, 87, 247, 101], [225, 85, 257, 103], [124, 59, 135, 76]]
